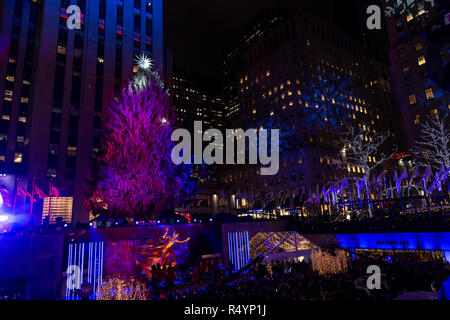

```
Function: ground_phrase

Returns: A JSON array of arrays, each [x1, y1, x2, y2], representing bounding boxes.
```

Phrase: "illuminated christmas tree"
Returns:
[[86, 55, 194, 218]]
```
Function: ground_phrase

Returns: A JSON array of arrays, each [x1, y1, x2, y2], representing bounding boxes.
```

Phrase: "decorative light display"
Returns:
[[42, 197, 73, 224], [134, 53, 153, 71], [412, 113, 450, 171], [249, 232, 318, 258], [85, 54, 195, 218], [96, 275, 148, 300], [311, 249, 349, 276], [66, 242, 104, 300], [228, 232, 250, 271], [136, 227, 190, 279]]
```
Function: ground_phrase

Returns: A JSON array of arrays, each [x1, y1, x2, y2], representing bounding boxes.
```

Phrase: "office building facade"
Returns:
[[220, 9, 401, 213], [384, 0, 450, 146], [0, 0, 164, 224]]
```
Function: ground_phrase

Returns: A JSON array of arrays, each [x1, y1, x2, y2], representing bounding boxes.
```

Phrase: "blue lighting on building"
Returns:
[[336, 232, 450, 262], [227, 231, 250, 271], [66, 242, 104, 300]]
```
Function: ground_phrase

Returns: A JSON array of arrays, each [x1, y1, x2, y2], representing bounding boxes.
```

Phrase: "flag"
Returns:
[[17, 182, 31, 198], [423, 165, 433, 187], [49, 183, 60, 198], [356, 176, 366, 198], [377, 171, 386, 188], [441, 167, 450, 185], [369, 175, 376, 188], [395, 169, 408, 195], [408, 167, 421, 190], [437, 165, 447, 185], [427, 175, 438, 194], [34, 184, 47, 199], [322, 186, 328, 204], [0, 187, 12, 207], [339, 179, 349, 195], [433, 172, 442, 192]]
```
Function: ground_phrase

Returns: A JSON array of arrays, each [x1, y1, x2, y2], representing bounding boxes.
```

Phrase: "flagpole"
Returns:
[[49, 181, 52, 224], [13, 177, 18, 214], [30, 177, 36, 223]]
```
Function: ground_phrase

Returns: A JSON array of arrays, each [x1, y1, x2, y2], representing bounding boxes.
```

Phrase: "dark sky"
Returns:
[[164, 0, 366, 78]]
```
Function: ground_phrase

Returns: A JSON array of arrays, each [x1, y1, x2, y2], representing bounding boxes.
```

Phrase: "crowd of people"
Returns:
[[168, 255, 450, 301], [144, 258, 232, 299]]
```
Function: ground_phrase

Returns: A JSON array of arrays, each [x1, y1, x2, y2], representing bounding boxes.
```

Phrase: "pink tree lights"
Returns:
[[86, 56, 194, 218]]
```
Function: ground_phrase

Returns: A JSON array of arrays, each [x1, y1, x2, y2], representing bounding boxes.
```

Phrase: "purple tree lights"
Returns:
[[85, 56, 194, 219]]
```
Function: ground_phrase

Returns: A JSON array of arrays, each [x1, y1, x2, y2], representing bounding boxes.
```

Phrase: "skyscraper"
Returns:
[[0, 0, 164, 225], [384, 0, 450, 146], [220, 9, 400, 213]]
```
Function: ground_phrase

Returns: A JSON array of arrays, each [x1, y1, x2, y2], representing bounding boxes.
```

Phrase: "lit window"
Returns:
[[418, 56, 426, 66], [425, 88, 434, 100], [1, 115, 10, 120], [298, 158, 303, 165], [415, 42, 422, 51], [406, 13, 413, 22], [408, 94, 417, 105], [402, 66, 410, 73], [67, 146, 77, 157], [57, 45, 67, 55], [14, 153, 23, 163], [6, 75, 14, 82], [0, 155, 5, 162]]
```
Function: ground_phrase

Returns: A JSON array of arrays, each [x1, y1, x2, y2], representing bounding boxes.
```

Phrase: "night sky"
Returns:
[[164, 0, 373, 78]]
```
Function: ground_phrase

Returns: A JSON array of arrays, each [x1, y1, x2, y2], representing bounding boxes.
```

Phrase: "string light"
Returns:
[[96, 275, 148, 300], [311, 249, 349, 276]]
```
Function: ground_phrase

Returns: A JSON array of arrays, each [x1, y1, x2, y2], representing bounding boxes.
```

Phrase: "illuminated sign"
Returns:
[[337, 232, 450, 251]]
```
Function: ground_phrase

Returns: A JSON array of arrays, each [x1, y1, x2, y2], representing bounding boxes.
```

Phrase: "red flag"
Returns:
[[17, 183, 31, 198], [34, 184, 47, 199], [49, 183, 59, 198]]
